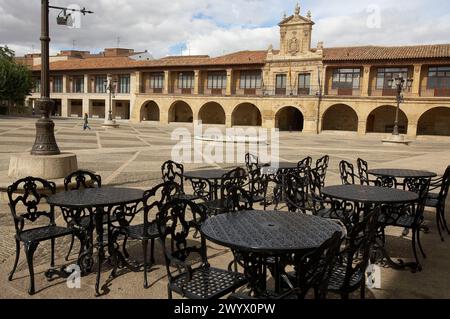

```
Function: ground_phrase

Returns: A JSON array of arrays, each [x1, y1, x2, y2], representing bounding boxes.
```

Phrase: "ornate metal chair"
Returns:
[[314, 155, 330, 187], [280, 231, 342, 299], [247, 168, 269, 210], [327, 207, 380, 299], [378, 177, 431, 270], [298, 156, 312, 170], [63, 170, 102, 261], [161, 160, 202, 201], [357, 158, 380, 186], [157, 198, 248, 299], [117, 181, 179, 288], [425, 165, 450, 241], [7, 177, 75, 295], [284, 172, 310, 214], [245, 153, 260, 172], [339, 160, 359, 185]]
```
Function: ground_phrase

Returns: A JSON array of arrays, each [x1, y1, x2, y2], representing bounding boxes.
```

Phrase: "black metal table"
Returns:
[[201, 210, 343, 295], [321, 184, 420, 271], [368, 169, 437, 179], [184, 168, 235, 199], [48, 187, 144, 296]]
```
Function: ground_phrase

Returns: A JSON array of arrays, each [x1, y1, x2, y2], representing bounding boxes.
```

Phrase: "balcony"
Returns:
[[434, 88, 450, 97]]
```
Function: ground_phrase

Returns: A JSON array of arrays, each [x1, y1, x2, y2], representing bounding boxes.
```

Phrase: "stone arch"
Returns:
[[275, 106, 304, 131], [366, 105, 408, 134], [198, 102, 226, 125], [417, 107, 450, 136], [140, 101, 160, 122], [169, 100, 193, 123], [232, 103, 262, 126], [322, 104, 358, 132]]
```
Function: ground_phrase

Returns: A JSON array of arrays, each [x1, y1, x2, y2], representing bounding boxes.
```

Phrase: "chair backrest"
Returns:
[[156, 198, 208, 280], [289, 231, 342, 299], [339, 160, 358, 185], [284, 172, 309, 213], [245, 153, 260, 172], [315, 155, 330, 187], [357, 158, 370, 185], [404, 177, 431, 218], [221, 167, 247, 189], [437, 165, 450, 203], [189, 178, 213, 201], [334, 207, 380, 294], [64, 170, 101, 191], [161, 160, 184, 191], [7, 177, 56, 233], [221, 184, 253, 212], [298, 156, 312, 169], [247, 168, 268, 199]]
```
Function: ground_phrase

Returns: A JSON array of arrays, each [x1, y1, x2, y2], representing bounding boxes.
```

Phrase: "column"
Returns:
[[83, 74, 89, 93], [194, 70, 200, 95], [163, 71, 170, 94], [407, 121, 418, 139], [226, 69, 233, 96], [133, 71, 141, 94], [357, 120, 367, 136], [61, 98, 68, 117], [411, 64, 422, 97], [225, 113, 232, 128], [361, 65, 371, 97], [82, 97, 90, 118], [62, 75, 68, 93]]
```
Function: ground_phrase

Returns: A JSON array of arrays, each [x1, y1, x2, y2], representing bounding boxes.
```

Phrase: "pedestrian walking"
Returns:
[[83, 113, 91, 130]]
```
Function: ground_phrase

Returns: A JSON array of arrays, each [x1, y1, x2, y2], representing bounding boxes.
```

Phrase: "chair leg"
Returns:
[[8, 239, 21, 281], [65, 235, 75, 261], [411, 229, 420, 266], [142, 240, 149, 289], [436, 210, 444, 242], [24, 241, 39, 295], [150, 239, 155, 264], [167, 283, 173, 299], [416, 227, 427, 259], [122, 235, 129, 258], [439, 205, 450, 234], [50, 238, 55, 267], [360, 283, 366, 299]]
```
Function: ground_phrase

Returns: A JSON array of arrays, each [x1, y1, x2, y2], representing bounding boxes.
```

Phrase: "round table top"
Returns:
[[201, 210, 343, 254], [48, 187, 144, 208], [368, 168, 437, 178], [183, 169, 232, 180], [321, 184, 418, 204]]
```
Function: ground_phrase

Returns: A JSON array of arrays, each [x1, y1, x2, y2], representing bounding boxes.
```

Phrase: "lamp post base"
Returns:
[[31, 98, 61, 155], [8, 153, 78, 179], [102, 119, 120, 128], [382, 134, 412, 146]]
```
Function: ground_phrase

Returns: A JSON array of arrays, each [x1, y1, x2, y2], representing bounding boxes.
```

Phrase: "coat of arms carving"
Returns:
[[288, 37, 300, 55]]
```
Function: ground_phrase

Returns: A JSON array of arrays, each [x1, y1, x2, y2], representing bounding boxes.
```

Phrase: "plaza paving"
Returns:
[[0, 116, 449, 299]]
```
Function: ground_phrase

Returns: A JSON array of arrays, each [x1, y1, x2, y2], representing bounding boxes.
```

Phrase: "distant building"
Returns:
[[22, 5, 450, 138]]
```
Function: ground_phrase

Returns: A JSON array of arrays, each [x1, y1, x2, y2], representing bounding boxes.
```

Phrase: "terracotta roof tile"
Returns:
[[323, 44, 450, 61]]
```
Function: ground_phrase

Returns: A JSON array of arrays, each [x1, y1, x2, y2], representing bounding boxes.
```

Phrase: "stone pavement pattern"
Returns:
[[0, 116, 449, 299]]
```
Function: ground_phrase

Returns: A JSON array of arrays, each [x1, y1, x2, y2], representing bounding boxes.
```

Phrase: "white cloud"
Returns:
[[0, 0, 449, 57]]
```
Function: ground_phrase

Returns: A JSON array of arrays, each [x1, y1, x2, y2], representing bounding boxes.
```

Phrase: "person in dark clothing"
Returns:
[[83, 113, 91, 130]]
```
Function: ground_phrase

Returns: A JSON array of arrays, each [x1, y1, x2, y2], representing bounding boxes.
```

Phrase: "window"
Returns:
[[275, 74, 287, 89], [119, 75, 130, 93], [150, 73, 164, 89], [53, 76, 63, 93], [178, 72, 194, 89], [428, 66, 450, 89], [207, 72, 227, 89], [376, 67, 408, 89], [95, 75, 107, 93], [298, 73, 311, 89], [73, 77, 84, 93], [332, 68, 361, 89], [239, 71, 261, 89]]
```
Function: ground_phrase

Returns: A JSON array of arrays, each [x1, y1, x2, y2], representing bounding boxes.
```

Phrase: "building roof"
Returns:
[[30, 44, 450, 72], [323, 44, 450, 62]]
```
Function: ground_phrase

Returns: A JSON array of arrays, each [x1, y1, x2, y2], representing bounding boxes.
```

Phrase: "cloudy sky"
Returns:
[[1, 0, 449, 58]]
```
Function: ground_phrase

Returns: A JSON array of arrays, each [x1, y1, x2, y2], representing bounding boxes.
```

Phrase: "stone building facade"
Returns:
[[25, 5, 450, 138]]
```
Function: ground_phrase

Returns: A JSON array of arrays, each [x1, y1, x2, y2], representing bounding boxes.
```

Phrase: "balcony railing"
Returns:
[[434, 88, 450, 97]]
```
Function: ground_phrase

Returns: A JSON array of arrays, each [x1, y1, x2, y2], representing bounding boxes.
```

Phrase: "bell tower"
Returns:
[[278, 3, 314, 56]]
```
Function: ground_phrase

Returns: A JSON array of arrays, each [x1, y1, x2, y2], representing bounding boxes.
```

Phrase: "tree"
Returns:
[[0, 46, 33, 114]]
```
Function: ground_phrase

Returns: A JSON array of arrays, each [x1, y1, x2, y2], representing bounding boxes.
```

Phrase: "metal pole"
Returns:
[[31, 0, 60, 155], [392, 83, 401, 136]]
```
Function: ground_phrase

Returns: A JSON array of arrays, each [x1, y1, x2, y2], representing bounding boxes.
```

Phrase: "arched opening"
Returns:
[[366, 105, 408, 134], [232, 103, 262, 126], [169, 101, 193, 123], [275, 106, 304, 131], [322, 104, 358, 132], [198, 102, 226, 125], [140, 101, 160, 122], [417, 107, 450, 136]]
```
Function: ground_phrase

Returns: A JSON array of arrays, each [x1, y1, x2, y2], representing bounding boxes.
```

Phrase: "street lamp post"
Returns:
[[103, 75, 119, 127], [388, 75, 413, 136], [31, 1, 93, 155]]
